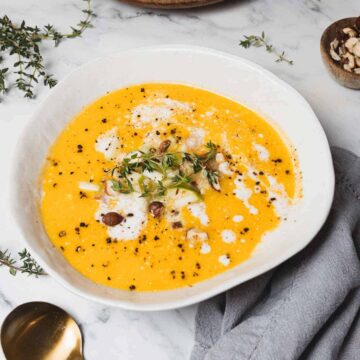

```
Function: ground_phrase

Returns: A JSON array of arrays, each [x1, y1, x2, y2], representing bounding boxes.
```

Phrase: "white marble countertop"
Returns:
[[0, 0, 359, 358]]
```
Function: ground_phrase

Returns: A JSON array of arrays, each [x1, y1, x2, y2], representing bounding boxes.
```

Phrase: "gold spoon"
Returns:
[[1, 301, 83, 360]]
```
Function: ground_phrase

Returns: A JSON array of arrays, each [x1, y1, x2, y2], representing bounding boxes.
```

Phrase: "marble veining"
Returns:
[[0, 0, 359, 358]]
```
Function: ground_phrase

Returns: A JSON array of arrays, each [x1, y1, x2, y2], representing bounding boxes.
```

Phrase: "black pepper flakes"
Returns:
[[129, 285, 136, 291], [58, 230, 66, 237], [75, 246, 82, 252], [79, 191, 87, 199]]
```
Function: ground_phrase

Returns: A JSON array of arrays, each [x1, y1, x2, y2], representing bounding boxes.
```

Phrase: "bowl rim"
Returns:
[[320, 17, 360, 78], [11, 44, 335, 311]]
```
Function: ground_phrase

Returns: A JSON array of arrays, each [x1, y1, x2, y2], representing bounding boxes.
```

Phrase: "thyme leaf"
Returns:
[[0, 248, 46, 277], [239, 31, 294, 65], [0, 0, 94, 99]]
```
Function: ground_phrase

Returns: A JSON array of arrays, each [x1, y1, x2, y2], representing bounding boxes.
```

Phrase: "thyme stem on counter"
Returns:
[[239, 31, 294, 65], [0, 0, 94, 99], [0, 248, 46, 276]]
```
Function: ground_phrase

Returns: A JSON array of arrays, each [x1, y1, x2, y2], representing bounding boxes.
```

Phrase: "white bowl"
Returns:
[[12, 45, 334, 311]]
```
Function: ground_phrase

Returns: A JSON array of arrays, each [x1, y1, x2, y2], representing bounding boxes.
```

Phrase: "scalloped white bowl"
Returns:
[[11, 45, 334, 311]]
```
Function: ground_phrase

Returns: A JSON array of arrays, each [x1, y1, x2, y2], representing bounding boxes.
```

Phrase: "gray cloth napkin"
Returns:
[[191, 147, 360, 360]]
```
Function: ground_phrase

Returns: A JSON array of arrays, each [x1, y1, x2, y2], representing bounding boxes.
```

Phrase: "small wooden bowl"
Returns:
[[320, 17, 360, 90]]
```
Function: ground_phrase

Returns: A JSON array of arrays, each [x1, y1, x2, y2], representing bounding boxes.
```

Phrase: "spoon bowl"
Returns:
[[1, 302, 83, 360]]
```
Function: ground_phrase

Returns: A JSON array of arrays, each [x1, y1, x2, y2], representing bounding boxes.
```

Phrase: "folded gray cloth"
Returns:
[[191, 147, 360, 360]]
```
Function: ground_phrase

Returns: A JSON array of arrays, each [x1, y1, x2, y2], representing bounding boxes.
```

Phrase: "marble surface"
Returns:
[[0, 0, 359, 358]]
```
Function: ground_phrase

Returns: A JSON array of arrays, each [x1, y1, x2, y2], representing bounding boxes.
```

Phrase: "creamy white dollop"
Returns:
[[131, 98, 192, 127], [233, 215, 244, 223], [95, 127, 120, 160], [266, 175, 290, 218], [78, 182, 99, 192], [183, 127, 206, 151], [221, 230, 236, 243], [218, 254, 230, 266], [233, 176, 259, 215], [200, 243, 211, 254], [96, 191, 147, 241], [253, 143, 270, 161], [187, 202, 209, 226]]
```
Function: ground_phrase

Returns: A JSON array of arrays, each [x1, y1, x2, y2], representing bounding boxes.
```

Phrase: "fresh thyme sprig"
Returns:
[[239, 31, 294, 65], [0, 248, 46, 276], [0, 0, 94, 99], [110, 141, 220, 199]]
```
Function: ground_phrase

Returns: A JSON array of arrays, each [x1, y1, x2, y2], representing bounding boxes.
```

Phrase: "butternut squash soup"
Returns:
[[41, 83, 298, 291]]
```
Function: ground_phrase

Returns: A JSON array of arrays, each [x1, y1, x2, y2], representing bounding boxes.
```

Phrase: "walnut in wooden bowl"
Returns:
[[320, 17, 360, 89]]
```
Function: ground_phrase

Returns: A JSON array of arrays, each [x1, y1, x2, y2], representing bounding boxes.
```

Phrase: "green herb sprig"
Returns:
[[0, 0, 94, 99], [239, 31, 294, 65], [111, 141, 221, 200], [0, 248, 46, 276]]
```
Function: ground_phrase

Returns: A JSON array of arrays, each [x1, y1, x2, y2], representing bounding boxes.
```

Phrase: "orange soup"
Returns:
[[41, 83, 298, 291]]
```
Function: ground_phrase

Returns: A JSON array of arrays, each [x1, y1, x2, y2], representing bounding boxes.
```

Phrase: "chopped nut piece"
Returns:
[[329, 23, 360, 74], [330, 45, 341, 61], [343, 53, 355, 70], [159, 140, 171, 153], [102, 212, 124, 226], [331, 38, 339, 50], [186, 228, 209, 242], [343, 27, 357, 38], [149, 201, 164, 218], [353, 42, 360, 57], [345, 37, 359, 53]]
